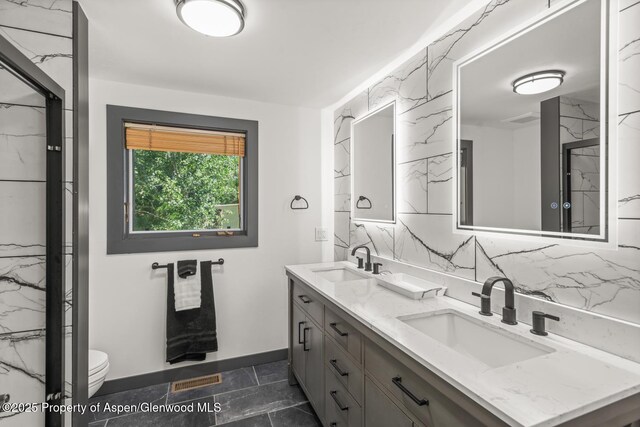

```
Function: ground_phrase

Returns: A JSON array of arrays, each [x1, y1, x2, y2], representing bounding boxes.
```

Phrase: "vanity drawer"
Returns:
[[365, 341, 477, 427], [292, 279, 324, 326], [325, 366, 363, 427], [325, 335, 364, 405], [365, 376, 414, 427], [325, 308, 362, 363]]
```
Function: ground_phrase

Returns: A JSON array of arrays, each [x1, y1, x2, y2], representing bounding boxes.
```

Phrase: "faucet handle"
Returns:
[[530, 311, 559, 336], [471, 292, 492, 316], [356, 257, 364, 269], [372, 263, 382, 275], [502, 306, 518, 326]]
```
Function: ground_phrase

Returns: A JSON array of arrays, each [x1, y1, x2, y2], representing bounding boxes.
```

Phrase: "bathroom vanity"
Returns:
[[286, 262, 640, 427], [296, 0, 640, 425]]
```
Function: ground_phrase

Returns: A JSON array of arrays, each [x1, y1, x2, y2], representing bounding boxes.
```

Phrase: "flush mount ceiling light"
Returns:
[[512, 70, 565, 95], [176, 0, 245, 37]]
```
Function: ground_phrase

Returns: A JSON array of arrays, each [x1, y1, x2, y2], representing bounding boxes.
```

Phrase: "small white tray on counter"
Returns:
[[377, 273, 447, 300]]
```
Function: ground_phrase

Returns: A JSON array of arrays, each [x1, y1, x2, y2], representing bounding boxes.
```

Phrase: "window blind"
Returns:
[[124, 122, 245, 157]]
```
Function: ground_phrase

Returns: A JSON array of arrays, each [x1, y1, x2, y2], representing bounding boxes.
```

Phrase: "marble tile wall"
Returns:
[[334, 0, 640, 325], [0, 1, 74, 425], [559, 96, 601, 234]]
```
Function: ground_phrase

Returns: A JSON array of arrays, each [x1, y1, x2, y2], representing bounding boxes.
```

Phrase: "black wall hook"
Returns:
[[356, 196, 372, 209], [290, 195, 309, 210]]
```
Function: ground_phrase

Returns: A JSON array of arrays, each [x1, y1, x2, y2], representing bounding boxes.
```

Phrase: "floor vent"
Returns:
[[171, 374, 222, 393]]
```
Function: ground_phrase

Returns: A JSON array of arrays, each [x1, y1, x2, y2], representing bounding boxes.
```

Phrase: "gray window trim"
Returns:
[[106, 105, 258, 254]]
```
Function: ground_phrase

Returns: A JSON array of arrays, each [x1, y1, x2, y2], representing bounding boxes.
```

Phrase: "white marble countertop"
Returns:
[[285, 261, 640, 427]]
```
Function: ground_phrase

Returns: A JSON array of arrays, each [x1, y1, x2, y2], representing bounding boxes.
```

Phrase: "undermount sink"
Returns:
[[313, 268, 367, 283], [399, 310, 554, 369]]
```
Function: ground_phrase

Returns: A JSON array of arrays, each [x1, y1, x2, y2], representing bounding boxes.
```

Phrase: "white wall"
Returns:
[[320, 108, 335, 262], [512, 124, 541, 230], [88, 78, 325, 380], [462, 124, 515, 228], [462, 123, 541, 230]]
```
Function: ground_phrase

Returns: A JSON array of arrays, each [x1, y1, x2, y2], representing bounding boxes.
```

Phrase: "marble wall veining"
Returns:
[[334, 0, 640, 325], [0, 1, 74, 425]]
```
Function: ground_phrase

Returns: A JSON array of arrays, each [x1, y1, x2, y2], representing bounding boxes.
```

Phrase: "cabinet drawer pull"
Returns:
[[303, 328, 310, 352], [392, 376, 429, 406], [329, 322, 348, 337], [330, 390, 349, 411], [329, 359, 349, 377], [298, 295, 312, 304], [297, 321, 305, 344]]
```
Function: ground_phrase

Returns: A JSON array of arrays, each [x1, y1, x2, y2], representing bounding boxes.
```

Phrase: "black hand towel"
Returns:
[[166, 261, 218, 364], [177, 259, 198, 278]]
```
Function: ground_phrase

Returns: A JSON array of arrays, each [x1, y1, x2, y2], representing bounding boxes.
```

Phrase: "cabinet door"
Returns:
[[292, 303, 307, 382], [365, 377, 413, 427], [305, 320, 325, 419]]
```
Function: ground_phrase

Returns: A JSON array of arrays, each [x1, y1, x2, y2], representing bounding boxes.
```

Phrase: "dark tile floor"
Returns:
[[88, 360, 321, 427]]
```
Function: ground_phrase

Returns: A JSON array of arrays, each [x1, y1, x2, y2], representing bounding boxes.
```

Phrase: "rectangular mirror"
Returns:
[[454, 0, 608, 240], [351, 102, 396, 223]]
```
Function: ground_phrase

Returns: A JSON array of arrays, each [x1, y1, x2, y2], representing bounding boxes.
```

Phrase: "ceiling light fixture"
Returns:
[[176, 0, 245, 37], [512, 70, 565, 95]]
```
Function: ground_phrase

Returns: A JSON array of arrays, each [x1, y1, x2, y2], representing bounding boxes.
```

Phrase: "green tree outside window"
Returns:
[[132, 150, 241, 231]]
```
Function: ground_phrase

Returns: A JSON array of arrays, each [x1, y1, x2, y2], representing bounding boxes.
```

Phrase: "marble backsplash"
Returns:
[[334, 0, 640, 325]]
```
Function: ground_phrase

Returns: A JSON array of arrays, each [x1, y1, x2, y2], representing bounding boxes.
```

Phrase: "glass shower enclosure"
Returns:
[[0, 33, 66, 427]]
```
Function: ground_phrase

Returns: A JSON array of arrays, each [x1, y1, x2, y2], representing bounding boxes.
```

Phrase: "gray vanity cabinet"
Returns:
[[290, 282, 325, 422], [293, 279, 324, 325], [325, 364, 363, 426], [306, 318, 325, 418], [288, 274, 506, 427], [288, 273, 640, 427], [325, 308, 362, 363], [365, 377, 414, 427], [325, 336, 364, 404], [365, 341, 479, 427], [291, 303, 307, 380]]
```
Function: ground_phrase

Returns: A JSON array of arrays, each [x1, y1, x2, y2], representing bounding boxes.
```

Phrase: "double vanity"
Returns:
[[286, 262, 640, 427]]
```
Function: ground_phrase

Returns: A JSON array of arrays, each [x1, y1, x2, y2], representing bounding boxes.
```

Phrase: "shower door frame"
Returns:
[[562, 138, 600, 234], [0, 33, 66, 427]]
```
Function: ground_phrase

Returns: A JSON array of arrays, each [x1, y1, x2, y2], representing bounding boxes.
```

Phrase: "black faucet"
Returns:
[[351, 245, 372, 272], [472, 276, 518, 325]]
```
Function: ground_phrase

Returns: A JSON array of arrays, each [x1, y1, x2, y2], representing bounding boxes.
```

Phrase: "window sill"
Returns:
[[107, 231, 258, 254]]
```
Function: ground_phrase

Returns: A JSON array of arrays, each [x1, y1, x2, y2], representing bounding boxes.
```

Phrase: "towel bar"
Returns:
[[152, 258, 224, 270]]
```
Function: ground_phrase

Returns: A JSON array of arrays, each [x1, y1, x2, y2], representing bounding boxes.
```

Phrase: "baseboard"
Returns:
[[95, 348, 288, 397]]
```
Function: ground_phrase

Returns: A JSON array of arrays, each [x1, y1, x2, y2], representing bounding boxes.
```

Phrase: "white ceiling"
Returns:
[[460, 0, 601, 129], [79, 0, 471, 108]]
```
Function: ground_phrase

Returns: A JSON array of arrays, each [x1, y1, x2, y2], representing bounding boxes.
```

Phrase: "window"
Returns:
[[107, 106, 258, 254], [126, 123, 244, 232]]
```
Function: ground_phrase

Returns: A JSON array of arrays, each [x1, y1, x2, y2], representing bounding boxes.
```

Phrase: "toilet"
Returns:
[[88, 350, 109, 398]]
